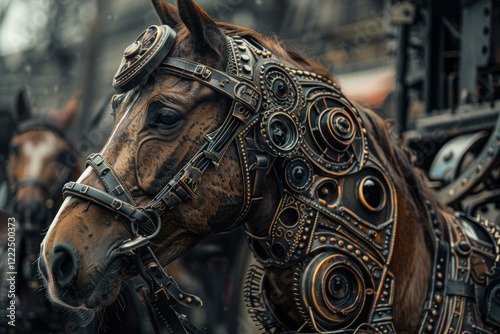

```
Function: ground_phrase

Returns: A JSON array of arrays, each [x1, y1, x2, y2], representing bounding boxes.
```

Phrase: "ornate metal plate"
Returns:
[[112, 25, 176, 93]]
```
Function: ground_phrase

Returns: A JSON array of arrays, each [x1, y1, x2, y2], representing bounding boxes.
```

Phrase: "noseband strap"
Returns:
[[62, 154, 156, 234], [14, 179, 51, 197]]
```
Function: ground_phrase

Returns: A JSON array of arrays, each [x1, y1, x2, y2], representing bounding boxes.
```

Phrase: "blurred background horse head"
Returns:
[[9, 87, 81, 228]]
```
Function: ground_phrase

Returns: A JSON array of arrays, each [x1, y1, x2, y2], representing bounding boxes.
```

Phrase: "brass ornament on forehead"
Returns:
[[112, 25, 176, 93]]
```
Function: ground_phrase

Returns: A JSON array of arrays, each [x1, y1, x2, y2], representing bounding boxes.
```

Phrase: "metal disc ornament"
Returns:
[[112, 25, 176, 93]]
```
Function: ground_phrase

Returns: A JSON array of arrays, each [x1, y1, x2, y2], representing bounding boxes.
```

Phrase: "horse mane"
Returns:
[[171, 19, 338, 85], [359, 107, 452, 249]]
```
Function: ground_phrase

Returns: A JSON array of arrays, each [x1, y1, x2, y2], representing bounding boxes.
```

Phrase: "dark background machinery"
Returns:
[[393, 0, 500, 225]]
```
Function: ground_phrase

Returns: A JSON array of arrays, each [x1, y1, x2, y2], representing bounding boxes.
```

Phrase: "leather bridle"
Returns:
[[62, 57, 264, 247]]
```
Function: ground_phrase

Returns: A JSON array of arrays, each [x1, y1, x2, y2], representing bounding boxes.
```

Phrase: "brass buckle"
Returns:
[[111, 199, 123, 210], [194, 65, 212, 80]]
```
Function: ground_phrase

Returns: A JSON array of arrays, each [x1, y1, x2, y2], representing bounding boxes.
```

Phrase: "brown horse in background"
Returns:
[[39, 0, 500, 333], [0, 88, 85, 333], [2, 89, 150, 333]]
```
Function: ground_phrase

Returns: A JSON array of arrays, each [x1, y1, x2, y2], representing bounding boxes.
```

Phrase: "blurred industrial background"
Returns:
[[0, 0, 395, 143]]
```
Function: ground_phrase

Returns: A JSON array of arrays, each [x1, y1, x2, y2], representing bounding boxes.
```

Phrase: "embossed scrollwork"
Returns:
[[256, 60, 305, 113]]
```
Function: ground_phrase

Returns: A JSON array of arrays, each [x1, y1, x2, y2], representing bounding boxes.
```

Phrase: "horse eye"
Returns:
[[358, 177, 385, 212], [155, 108, 183, 129]]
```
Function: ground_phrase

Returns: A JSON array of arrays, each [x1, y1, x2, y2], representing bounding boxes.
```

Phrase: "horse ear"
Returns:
[[13, 86, 32, 123], [54, 91, 80, 129], [150, 0, 180, 27], [176, 0, 226, 57]]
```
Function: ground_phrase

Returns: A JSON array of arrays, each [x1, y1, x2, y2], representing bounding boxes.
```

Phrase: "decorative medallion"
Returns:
[[302, 96, 367, 176], [256, 59, 305, 114], [112, 25, 176, 93]]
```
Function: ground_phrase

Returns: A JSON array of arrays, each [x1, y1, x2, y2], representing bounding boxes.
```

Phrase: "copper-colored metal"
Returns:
[[112, 25, 176, 93]]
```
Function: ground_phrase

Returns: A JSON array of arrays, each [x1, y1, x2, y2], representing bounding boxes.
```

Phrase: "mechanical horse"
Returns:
[[39, 0, 500, 333]]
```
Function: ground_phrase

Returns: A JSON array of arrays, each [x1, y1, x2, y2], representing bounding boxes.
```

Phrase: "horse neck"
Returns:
[[244, 171, 307, 328]]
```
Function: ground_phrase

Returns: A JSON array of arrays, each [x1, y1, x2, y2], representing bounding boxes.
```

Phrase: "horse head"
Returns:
[[9, 88, 80, 227], [40, 1, 500, 333]]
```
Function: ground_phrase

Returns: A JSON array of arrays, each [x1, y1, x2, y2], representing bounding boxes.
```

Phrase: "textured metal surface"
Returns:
[[112, 25, 176, 93]]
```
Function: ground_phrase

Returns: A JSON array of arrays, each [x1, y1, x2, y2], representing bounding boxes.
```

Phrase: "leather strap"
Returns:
[[446, 280, 476, 299], [62, 181, 156, 234], [86, 153, 136, 205], [14, 179, 50, 197], [158, 58, 261, 111]]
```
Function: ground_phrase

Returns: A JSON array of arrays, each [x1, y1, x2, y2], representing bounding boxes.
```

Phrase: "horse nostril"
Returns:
[[51, 243, 79, 289]]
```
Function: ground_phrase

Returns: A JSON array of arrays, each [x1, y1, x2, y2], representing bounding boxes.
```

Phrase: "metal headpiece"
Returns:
[[112, 25, 176, 93]]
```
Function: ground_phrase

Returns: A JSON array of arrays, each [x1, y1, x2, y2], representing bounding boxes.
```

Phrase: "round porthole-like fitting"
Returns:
[[358, 176, 386, 212], [285, 157, 313, 192], [259, 109, 302, 157], [298, 253, 367, 329], [317, 108, 355, 152], [316, 181, 339, 206]]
